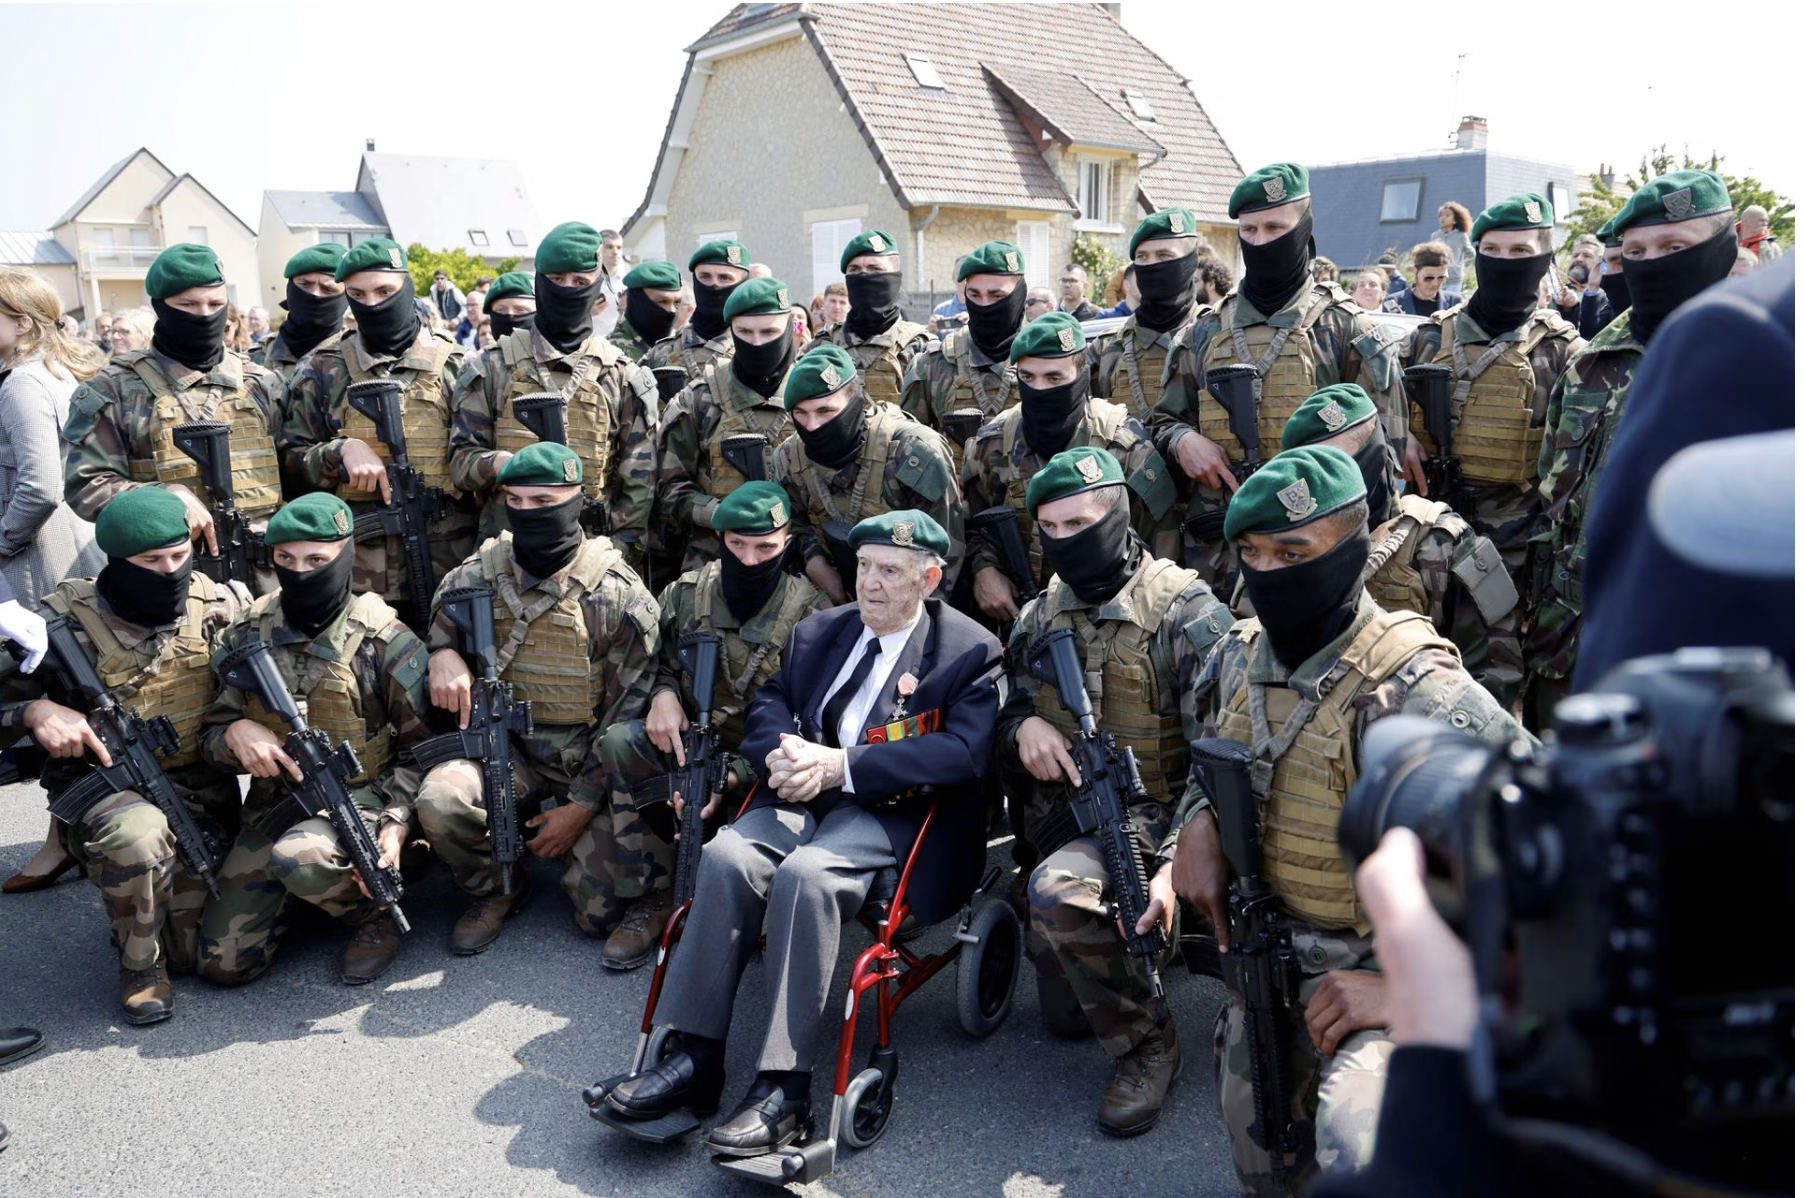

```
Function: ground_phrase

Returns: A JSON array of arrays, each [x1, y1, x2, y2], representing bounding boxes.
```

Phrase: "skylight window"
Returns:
[[507, 229, 528, 247], [469, 229, 490, 247], [905, 54, 945, 90], [1124, 90, 1156, 121]]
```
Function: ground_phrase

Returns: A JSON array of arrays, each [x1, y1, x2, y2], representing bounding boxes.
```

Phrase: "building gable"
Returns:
[[53, 148, 176, 228]]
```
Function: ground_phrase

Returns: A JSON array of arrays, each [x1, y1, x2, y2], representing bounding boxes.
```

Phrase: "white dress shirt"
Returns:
[[815, 608, 924, 793]]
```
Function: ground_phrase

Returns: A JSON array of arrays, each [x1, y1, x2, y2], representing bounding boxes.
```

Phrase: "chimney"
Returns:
[[1454, 116, 1488, 151], [365, 138, 376, 152], [1599, 163, 1615, 192]]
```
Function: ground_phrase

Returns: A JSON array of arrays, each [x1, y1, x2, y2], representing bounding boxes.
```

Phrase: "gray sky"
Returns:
[[2, 1, 1794, 238]]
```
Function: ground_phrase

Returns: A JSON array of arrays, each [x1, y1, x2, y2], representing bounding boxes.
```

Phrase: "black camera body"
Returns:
[[1341, 647, 1793, 1191]]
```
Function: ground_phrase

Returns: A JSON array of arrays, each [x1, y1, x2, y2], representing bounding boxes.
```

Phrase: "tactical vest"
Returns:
[[836, 321, 928, 406], [333, 331, 459, 500], [776, 403, 928, 529], [700, 363, 796, 499], [999, 401, 1140, 585], [478, 535, 618, 726], [1218, 610, 1454, 932], [938, 327, 1018, 419], [1362, 494, 1453, 616], [668, 328, 733, 381], [1109, 314, 1193, 425], [1030, 558, 1199, 800], [117, 350, 283, 518], [1411, 312, 1560, 487], [238, 591, 399, 785], [690, 562, 819, 747], [493, 331, 617, 502], [1200, 290, 1336, 462], [45, 575, 223, 770]]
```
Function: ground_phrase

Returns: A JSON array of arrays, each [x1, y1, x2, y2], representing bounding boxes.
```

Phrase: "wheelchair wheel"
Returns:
[[956, 896, 1021, 1038], [840, 1065, 896, 1149]]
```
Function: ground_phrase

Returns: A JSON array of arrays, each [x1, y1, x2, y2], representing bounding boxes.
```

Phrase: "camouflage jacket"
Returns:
[[427, 536, 660, 812], [610, 317, 670, 365], [648, 324, 733, 381], [1089, 309, 1200, 425], [804, 317, 935, 403], [899, 325, 1020, 432], [200, 594, 434, 826], [446, 327, 659, 550], [62, 348, 286, 522], [961, 399, 1180, 582], [653, 364, 793, 560], [253, 326, 344, 385]]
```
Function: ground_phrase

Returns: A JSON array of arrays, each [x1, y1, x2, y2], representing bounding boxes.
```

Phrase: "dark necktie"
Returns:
[[822, 638, 883, 749]]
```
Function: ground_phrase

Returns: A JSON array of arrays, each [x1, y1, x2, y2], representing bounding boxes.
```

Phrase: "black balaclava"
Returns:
[[1239, 520, 1370, 671], [488, 307, 535, 340], [274, 545, 356, 638], [534, 273, 603, 355], [1238, 205, 1315, 318], [280, 281, 348, 360], [1462, 251, 1551, 338], [1039, 486, 1141, 605], [794, 391, 868, 471], [508, 494, 585, 582], [719, 538, 790, 623], [1622, 221, 1738, 345], [966, 280, 1026, 361], [1348, 433, 1395, 530], [150, 299, 228, 372], [624, 290, 676, 346], [348, 275, 421, 358], [1600, 268, 1632, 317], [1019, 365, 1089, 460], [844, 272, 903, 340], [730, 329, 796, 397], [690, 278, 736, 340], [1134, 249, 1199, 333], [96, 552, 193, 630]]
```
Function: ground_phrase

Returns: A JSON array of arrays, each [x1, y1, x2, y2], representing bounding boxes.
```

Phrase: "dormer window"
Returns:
[[905, 54, 945, 90]]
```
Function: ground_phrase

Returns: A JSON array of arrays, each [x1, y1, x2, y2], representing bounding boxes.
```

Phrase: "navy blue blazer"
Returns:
[[742, 598, 1004, 925]]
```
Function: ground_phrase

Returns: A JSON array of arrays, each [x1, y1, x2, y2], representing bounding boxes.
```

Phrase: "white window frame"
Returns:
[[810, 216, 863, 299], [1123, 89, 1156, 121], [187, 225, 208, 246], [696, 230, 739, 248], [1548, 182, 1573, 223], [1380, 178, 1424, 223], [1074, 158, 1117, 232], [469, 229, 490, 247], [904, 53, 945, 89], [1014, 220, 1052, 291], [317, 231, 355, 248]]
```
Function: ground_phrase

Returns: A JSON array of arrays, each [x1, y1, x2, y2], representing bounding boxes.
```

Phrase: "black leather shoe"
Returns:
[[706, 1080, 812, 1158], [605, 1051, 723, 1120], [0, 1027, 43, 1068]]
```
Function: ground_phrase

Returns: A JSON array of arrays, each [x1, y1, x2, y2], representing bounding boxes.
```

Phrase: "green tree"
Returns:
[[1561, 147, 1793, 253], [1069, 233, 1125, 304], [403, 244, 522, 294]]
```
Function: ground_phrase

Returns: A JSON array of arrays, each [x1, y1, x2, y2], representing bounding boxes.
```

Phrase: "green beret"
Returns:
[[482, 272, 532, 313], [96, 487, 189, 558], [1129, 207, 1197, 256], [689, 240, 751, 272], [724, 276, 792, 322], [623, 260, 682, 292], [497, 442, 583, 488], [1224, 446, 1366, 542], [1614, 169, 1733, 231], [145, 244, 224, 300], [841, 230, 899, 272], [1597, 210, 1624, 248], [1026, 447, 1125, 515], [959, 240, 1025, 280], [284, 243, 348, 280], [1471, 192, 1554, 247], [1281, 384, 1377, 450], [710, 481, 792, 535], [536, 221, 602, 275], [264, 493, 354, 546], [333, 237, 408, 282], [1228, 163, 1310, 218], [1009, 312, 1088, 362], [783, 344, 858, 410], [847, 509, 950, 558]]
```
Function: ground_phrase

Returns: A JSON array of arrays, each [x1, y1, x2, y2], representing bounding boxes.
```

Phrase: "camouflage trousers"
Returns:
[[59, 775, 239, 974], [1026, 801, 1173, 1059], [1468, 482, 1537, 708], [1522, 532, 1582, 734], [414, 720, 671, 937], [1215, 923, 1392, 1198], [198, 788, 390, 986]]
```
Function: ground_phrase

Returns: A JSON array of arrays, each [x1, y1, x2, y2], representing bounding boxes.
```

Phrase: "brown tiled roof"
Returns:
[[981, 62, 1162, 157]]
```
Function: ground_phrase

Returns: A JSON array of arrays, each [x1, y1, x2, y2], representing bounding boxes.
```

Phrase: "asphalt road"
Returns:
[[0, 783, 1242, 1198]]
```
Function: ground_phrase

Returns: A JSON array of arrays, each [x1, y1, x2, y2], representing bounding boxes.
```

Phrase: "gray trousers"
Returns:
[[655, 801, 896, 1072]]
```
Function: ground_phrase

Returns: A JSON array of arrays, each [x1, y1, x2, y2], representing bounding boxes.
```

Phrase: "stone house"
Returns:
[[621, 2, 1242, 312]]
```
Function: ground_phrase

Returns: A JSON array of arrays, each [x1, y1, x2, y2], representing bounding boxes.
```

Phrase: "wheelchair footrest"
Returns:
[[713, 1137, 836, 1186], [589, 1099, 701, 1144]]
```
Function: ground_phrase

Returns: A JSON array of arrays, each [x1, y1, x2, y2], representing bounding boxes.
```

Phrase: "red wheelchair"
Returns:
[[584, 795, 1022, 1185]]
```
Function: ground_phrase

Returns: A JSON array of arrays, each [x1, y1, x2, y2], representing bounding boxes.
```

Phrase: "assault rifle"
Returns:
[[1205, 364, 1264, 483], [1404, 364, 1474, 519], [411, 587, 535, 896], [4, 618, 221, 895], [941, 407, 984, 455], [719, 433, 770, 484], [1028, 627, 1168, 1020], [651, 367, 688, 404], [635, 632, 729, 909], [172, 420, 264, 586], [344, 380, 448, 620], [1191, 736, 1305, 1171], [968, 505, 1035, 595], [218, 640, 411, 933], [509, 392, 607, 534]]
